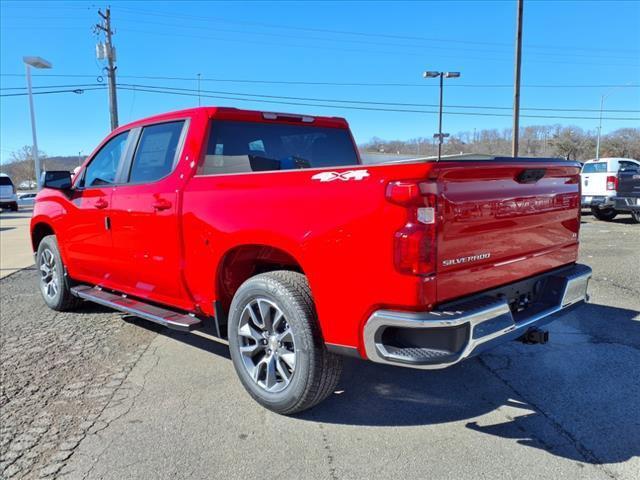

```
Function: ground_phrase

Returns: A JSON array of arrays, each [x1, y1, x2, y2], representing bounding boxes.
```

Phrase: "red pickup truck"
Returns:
[[31, 107, 591, 413]]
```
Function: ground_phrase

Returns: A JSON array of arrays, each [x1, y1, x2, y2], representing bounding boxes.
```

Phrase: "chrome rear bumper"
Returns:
[[363, 264, 591, 369]]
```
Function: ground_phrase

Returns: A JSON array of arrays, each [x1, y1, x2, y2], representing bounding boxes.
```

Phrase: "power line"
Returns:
[[5, 16, 638, 66], [0, 83, 104, 91], [1, 73, 638, 90], [113, 26, 639, 68], [102, 17, 639, 63], [3, 2, 638, 58], [114, 85, 640, 121], [114, 5, 640, 56], [116, 82, 640, 113], [2, 81, 639, 114], [0, 87, 106, 97]]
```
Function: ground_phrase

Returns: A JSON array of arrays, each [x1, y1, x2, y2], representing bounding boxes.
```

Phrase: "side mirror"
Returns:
[[42, 170, 72, 190]]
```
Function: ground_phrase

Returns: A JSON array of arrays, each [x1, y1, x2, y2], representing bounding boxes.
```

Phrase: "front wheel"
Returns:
[[631, 210, 640, 224], [228, 271, 343, 414], [36, 235, 82, 311], [591, 206, 618, 221]]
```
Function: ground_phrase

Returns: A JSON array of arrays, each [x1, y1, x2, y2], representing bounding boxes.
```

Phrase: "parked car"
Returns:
[[30, 107, 592, 413], [581, 157, 640, 220], [614, 166, 640, 223], [18, 192, 37, 209], [0, 173, 19, 211], [18, 180, 37, 190]]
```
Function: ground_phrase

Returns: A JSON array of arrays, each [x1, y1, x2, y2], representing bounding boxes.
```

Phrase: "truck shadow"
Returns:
[[120, 314, 232, 360], [300, 302, 640, 466]]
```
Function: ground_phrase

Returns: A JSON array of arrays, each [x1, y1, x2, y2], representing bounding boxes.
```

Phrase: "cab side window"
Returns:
[[82, 132, 129, 187], [128, 121, 185, 183]]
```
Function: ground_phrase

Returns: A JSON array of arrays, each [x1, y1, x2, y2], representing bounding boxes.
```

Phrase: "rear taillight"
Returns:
[[386, 181, 436, 276], [606, 175, 618, 191], [12, 185, 16, 194]]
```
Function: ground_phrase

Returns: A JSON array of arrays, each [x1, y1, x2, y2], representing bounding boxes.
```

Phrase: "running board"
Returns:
[[71, 285, 202, 332]]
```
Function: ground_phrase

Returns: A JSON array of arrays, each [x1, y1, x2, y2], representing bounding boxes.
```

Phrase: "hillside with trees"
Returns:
[[0, 146, 82, 187], [360, 125, 640, 162]]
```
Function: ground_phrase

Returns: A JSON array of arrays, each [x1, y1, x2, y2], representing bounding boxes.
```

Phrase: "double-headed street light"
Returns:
[[423, 71, 461, 161], [23, 56, 52, 190], [595, 82, 632, 160]]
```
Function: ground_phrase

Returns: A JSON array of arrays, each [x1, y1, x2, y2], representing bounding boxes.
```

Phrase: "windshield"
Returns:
[[200, 120, 359, 175]]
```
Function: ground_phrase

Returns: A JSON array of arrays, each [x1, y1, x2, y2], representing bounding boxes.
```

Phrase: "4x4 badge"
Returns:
[[312, 170, 370, 182]]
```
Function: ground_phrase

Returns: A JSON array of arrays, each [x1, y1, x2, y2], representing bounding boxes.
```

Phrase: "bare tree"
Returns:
[[2, 146, 47, 186]]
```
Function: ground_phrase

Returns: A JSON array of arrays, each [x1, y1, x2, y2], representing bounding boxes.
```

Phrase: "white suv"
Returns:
[[0, 173, 19, 211], [581, 157, 640, 220]]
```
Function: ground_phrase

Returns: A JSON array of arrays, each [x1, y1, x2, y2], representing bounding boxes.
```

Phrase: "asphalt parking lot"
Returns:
[[0, 211, 638, 479]]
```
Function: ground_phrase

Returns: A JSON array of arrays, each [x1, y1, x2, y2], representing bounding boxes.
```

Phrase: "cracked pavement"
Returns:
[[1, 214, 638, 480]]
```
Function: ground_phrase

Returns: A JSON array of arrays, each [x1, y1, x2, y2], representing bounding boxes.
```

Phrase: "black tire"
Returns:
[[631, 210, 640, 224], [591, 206, 618, 221], [36, 235, 82, 311], [228, 271, 343, 414], [10, 202, 18, 212]]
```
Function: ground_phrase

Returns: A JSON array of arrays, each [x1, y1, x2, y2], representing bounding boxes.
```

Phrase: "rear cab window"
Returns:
[[581, 162, 607, 174], [198, 120, 359, 175]]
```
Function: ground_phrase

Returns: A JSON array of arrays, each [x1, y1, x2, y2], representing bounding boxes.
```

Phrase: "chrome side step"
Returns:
[[71, 285, 202, 332]]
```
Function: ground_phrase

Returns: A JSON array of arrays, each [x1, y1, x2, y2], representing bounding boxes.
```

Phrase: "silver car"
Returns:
[[0, 173, 19, 211], [18, 192, 37, 209]]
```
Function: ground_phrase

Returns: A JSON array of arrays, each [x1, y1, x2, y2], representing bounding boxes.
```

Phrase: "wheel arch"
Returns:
[[215, 244, 306, 315], [31, 221, 55, 252]]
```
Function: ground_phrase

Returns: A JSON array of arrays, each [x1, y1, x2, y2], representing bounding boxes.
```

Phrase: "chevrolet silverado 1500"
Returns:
[[31, 107, 591, 413]]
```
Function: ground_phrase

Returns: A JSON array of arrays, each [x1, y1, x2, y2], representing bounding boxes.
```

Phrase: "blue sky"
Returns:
[[1, 0, 639, 163]]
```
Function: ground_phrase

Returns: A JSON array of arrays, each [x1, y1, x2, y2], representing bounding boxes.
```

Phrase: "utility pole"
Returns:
[[96, 7, 119, 130], [512, 0, 524, 158]]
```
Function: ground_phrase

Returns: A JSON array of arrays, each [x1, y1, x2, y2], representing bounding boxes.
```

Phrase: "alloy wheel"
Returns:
[[39, 248, 59, 299], [237, 298, 296, 393]]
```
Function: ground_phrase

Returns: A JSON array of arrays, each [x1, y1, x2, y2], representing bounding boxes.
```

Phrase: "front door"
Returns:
[[109, 120, 191, 310], [63, 131, 130, 285]]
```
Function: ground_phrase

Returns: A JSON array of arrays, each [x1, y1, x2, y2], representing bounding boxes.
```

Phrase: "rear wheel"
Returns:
[[591, 206, 618, 221], [228, 271, 342, 414], [37, 235, 82, 311], [631, 210, 640, 224], [10, 202, 18, 212]]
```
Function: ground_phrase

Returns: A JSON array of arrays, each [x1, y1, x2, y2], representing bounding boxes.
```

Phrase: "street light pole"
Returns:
[[595, 83, 631, 160], [423, 70, 460, 161], [23, 56, 52, 190], [595, 94, 605, 160]]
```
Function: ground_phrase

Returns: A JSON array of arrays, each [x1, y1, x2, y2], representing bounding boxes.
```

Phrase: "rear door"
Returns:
[[434, 161, 581, 303], [109, 119, 191, 309], [581, 161, 609, 196], [64, 131, 130, 284]]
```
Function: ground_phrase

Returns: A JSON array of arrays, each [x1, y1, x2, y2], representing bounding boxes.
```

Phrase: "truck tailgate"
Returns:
[[434, 161, 581, 303], [617, 169, 640, 198]]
